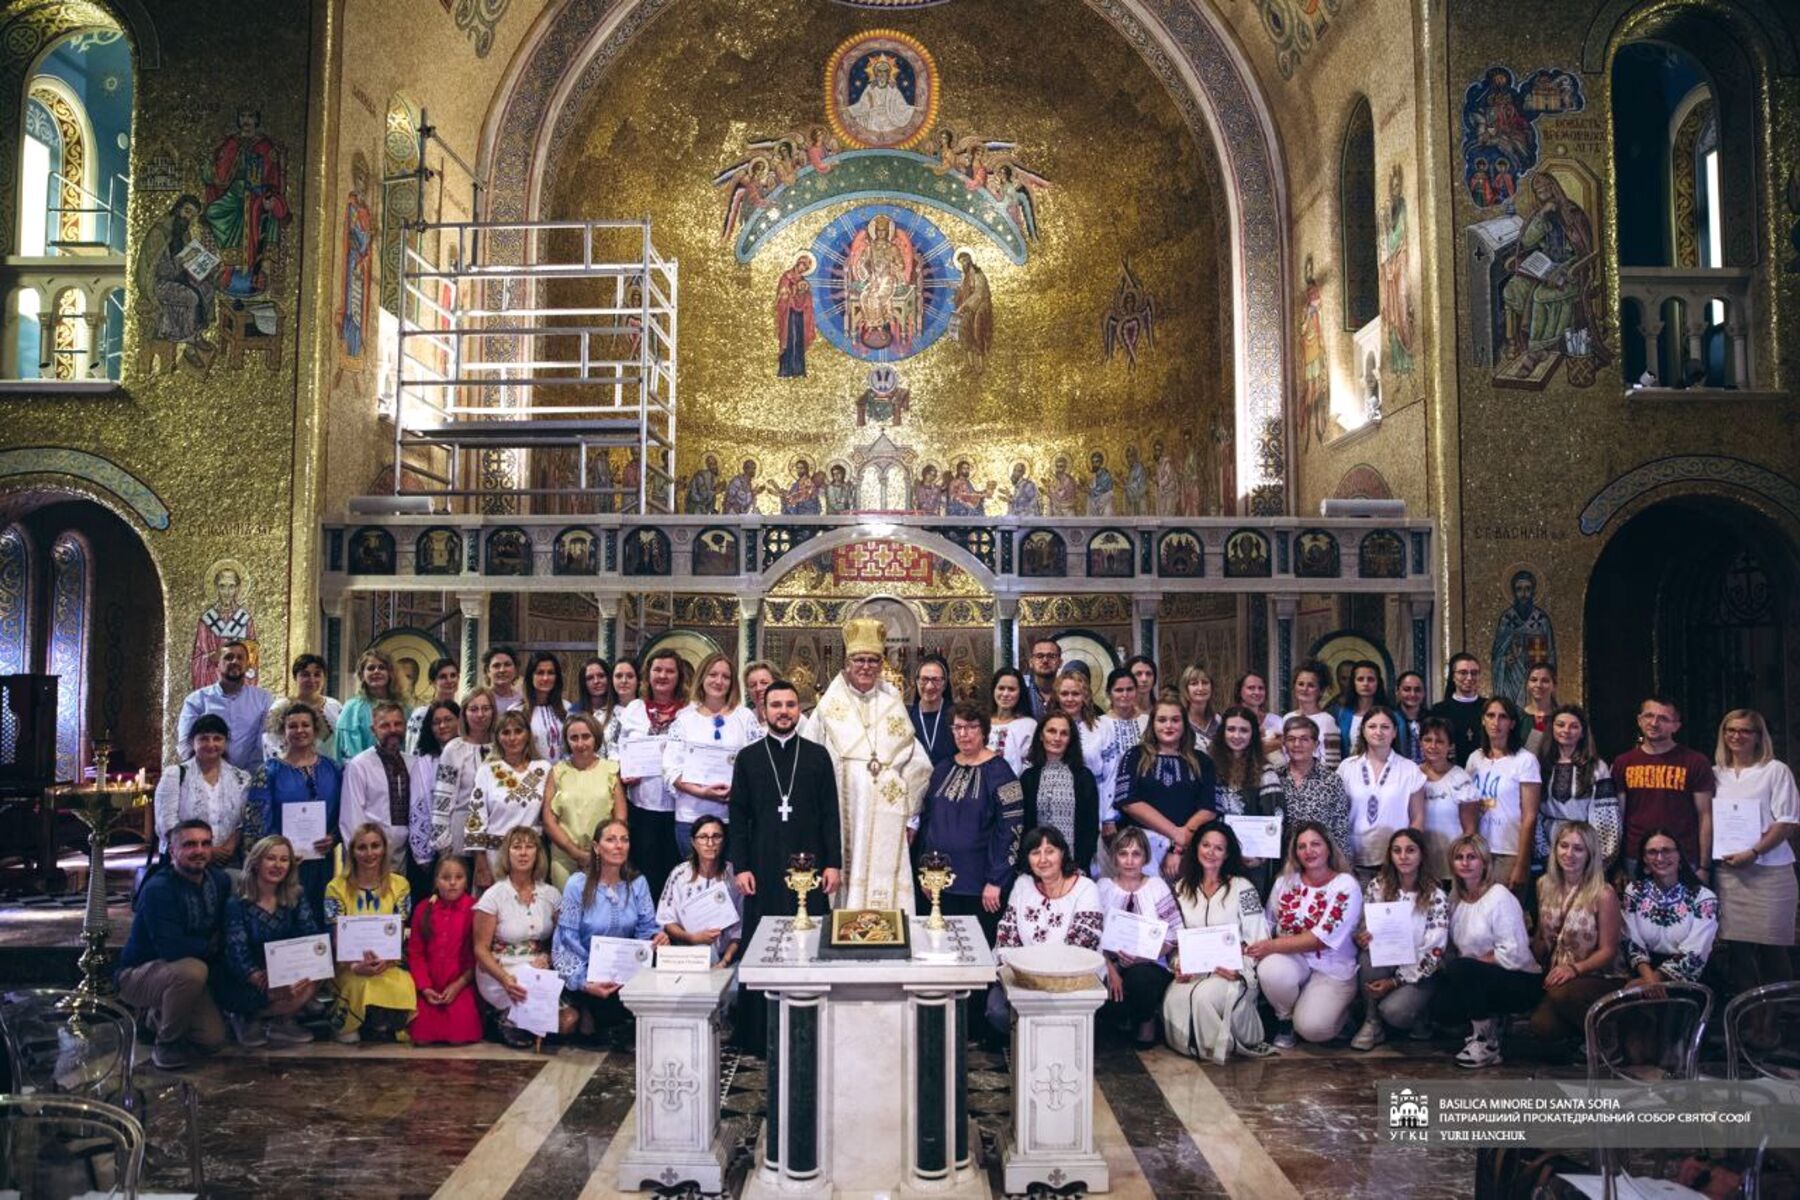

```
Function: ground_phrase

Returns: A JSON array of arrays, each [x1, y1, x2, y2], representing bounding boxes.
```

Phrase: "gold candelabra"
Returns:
[[49, 738, 149, 997], [785, 852, 820, 932], [917, 851, 956, 931]]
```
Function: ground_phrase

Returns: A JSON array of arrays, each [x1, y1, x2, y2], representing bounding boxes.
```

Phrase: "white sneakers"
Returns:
[[1455, 1018, 1502, 1068], [1350, 1016, 1387, 1051]]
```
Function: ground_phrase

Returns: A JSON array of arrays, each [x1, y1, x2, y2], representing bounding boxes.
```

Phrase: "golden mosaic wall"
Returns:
[[542, 0, 1229, 510]]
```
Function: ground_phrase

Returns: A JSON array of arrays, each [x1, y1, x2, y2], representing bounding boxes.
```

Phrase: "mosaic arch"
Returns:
[[761, 525, 998, 593], [479, 0, 1292, 513]]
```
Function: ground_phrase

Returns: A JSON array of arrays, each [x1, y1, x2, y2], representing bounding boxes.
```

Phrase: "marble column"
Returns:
[[321, 592, 346, 699], [456, 592, 486, 694], [1001, 973, 1109, 1194], [1267, 594, 1298, 712], [907, 986, 978, 1185], [1132, 595, 1159, 662], [597, 595, 619, 665], [1409, 597, 1434, 685], [616, 969, 734, 1195], [737, 596, 761, 679], [995, 596, 1019, 670]]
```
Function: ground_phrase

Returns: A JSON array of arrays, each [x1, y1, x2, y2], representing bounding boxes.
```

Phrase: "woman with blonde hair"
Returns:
[[1054, 667, 1126, 855], [665, 650, 760, 858], [1245, 821, 1362, 1048], [543, 712, 626, 887], [325, 822, 416, 1043], [1178, 665, 1221, 752], [1430, 834, 1540, 1068], [1527, 819, 1623, 1044], [1711, 708, 1798, 1000], [217, 834, 321, 1046], [474, 826, 569, 1045], [335, 649, 397, 761], [465, 709, 554, 888]]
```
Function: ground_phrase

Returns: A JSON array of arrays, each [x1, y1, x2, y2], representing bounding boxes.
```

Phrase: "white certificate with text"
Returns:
[[1711, 796, 1762, 860], [619, 736, 667, 781], [1364, 900, 1418, 969], [1224, 814, 1282, 859], [586, 935, 653, 985], [283, 801, 328, 860], [1177, 925, 1243, 975], [334, 914, 403, 962], [677, 883, 738, 933], [264, 934, 334, 989], [510, 966, 562, 1037], [682, 744, 737, 789], [1099, 906, 1168, 959]]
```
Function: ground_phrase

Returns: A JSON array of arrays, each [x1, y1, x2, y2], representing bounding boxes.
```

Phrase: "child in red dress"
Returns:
[[408, 855, 482, 1044]]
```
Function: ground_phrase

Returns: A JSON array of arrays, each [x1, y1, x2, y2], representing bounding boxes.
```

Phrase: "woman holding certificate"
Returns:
[[249, 701, 342, 918], [465, 711, 553, 889], [1245, 821, 1362, 1049], [1274, 717, 1353, 867], [664, 652, 762, 860], [656, 814, 743, 967], [1430, 834, 1541, 1069], [474, 827, 570, 1044], [1710, 709, 1798, 1004], [1526, 820, 1623, 1045], [1209, 706, 1283, 895], [543, 714, 627, 887], [1163, 820, 1272, 1062], [1096, 829, 1178, 1047], [217, 835, 324, 1047], [1349, 828, 1448, 1050], [324, 823, 416, 1043], [1337, 707, 1426, 882], [613, 649, 684, 902], [553, 818, 668, 1033]]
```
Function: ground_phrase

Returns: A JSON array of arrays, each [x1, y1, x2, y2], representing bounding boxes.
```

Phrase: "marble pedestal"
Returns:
[[1000, 968, 1110, 1194], [739, 916, 997, 1200], [616, 966, 735, 1194]]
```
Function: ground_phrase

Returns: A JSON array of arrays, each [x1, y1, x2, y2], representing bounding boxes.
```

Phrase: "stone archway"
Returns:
[[479, 0, 1293, 512]]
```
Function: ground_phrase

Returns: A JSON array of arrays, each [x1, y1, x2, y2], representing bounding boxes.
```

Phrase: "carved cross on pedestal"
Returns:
[[1031, 1061, 1080, 1111], [647, 1059, 699, 1110]]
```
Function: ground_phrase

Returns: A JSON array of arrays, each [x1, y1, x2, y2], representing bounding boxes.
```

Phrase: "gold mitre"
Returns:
[[843, 617, 887, 658]]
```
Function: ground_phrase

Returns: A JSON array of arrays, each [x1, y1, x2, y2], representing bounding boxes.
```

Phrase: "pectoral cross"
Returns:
[[778, 796, 793, 822], [868, 759, 882, 779]]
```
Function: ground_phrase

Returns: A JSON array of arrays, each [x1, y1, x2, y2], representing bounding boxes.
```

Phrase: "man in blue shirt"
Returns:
[[116, 819, 230, 1069], [177, 639, 272, 770]]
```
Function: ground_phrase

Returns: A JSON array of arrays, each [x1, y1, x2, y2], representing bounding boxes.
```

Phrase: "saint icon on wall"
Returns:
[[1491, 568, 1555, 707], [775, 253, 815, 377], [809, 205, 959, 363], [825, 31, 938, 151], [192, 559, 258, 690]]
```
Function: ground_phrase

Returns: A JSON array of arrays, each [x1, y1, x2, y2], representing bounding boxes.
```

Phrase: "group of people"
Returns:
[[129, 629, 1791, 1075]]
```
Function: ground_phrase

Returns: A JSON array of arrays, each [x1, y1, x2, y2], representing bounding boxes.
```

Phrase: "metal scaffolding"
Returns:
[[391, 217, 679, 514]]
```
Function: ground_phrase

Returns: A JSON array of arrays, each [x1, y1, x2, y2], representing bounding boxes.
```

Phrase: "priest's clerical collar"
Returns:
[[770, 729, 798, 746]]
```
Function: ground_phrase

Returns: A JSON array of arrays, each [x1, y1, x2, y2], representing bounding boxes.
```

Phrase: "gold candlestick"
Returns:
[[917, 851, 955, 931], [785, 852, 820, 932], [49, 739, 149, 998]]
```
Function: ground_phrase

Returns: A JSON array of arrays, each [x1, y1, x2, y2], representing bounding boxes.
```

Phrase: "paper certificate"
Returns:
[[334, 914, 403, 962], [1176, 925, 1243, 975], [682, 744, 737, 789], [283, 801, 328, 860], [1224, 814, 1282, 859], [509, 966, 562, 1037], [264, 934, 334, 990], [677, 884, 738, 934], [586, 935, 653, 985], [1099, 906, 1168, 959], [1712, 796, 1763, 860], [1364, 900, 1418, 969], [619, 736, 667, 781]]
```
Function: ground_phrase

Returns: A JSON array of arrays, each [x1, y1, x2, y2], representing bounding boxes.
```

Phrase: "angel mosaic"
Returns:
[[713, 156, 776, 241], [1101, 259, 1156, 369], [928, 130, 1049, 240]]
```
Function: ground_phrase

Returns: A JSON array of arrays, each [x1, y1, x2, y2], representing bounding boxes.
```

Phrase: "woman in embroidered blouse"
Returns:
[[1246, 821, 1363, 1048], [1097, 829, 1180, 1047], [1350, 828, 1448, 1050], [1462, 697, 1542, 898], [614, 648, 684, 902], [429, 687, 495, 864], [335, 650, 397, 761], [665, 652, 763, 859], [1283, 661, 1341, 769], [1178, 665, 1221, 753], [466, 710, 554, 889], [474, 827, 570, 1044], [1275, 717, 1353, 866], [406, 657, 461, 754], [156, 714, 251, 865], [1624, 829, 1720, 988], [1527, 819, 1623, 1043], [1117, 699, 1217, 878], [544, 713, 627, 888], [249, 702, 341, 918], [986, 668, 1037, 777], [995, 825, 1104, 952], [522, 652, 569, 765], [1210, 706, 1283, 894], [1533, 705, 1619, 872], [1710, 709, 1798, 1004], [1417, 718, 1476, 885], [407, 700, 461, 895], [1054, 670, 1125, 848], [1018, 714, 1099, 872], [1338, 707, 1427, 878], [656, 814, 743, 967], [917, 703, 1024, 945], [217, 835, 320, 1047], [1430, 833, 1541, 1069], [1333, 661, 1389, 756], [263, 653, 341, 761], [1163, 820, 1271, 1062], [324, 822, 416, 1043], [553, 818, 668, 1031]]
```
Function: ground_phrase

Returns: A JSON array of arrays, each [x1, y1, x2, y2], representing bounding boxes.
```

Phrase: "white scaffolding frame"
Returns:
[[392, 217, 678, 514]]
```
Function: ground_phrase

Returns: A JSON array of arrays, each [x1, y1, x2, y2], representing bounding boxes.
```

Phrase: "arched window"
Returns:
[[47, 530, 91, 782], [8, 25, 133, 381], [1339, 96, 1378, 333], [0, 524, 32, 679]]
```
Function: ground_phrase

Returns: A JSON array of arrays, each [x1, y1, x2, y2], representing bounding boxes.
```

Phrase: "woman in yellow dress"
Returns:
[[542, 713, 627, 887], [325, 822, 417, 1042]]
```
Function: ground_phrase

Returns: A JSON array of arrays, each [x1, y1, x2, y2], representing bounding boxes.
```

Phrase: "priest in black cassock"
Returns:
[[728, 680, 841, 949]]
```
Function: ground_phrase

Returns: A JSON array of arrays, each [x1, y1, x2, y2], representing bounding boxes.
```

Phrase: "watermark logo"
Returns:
[[1388, 1087, 1430, 1139]]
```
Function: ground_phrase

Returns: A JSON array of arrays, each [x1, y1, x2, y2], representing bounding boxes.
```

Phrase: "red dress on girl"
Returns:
[[408, 893, 482, 1044]]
